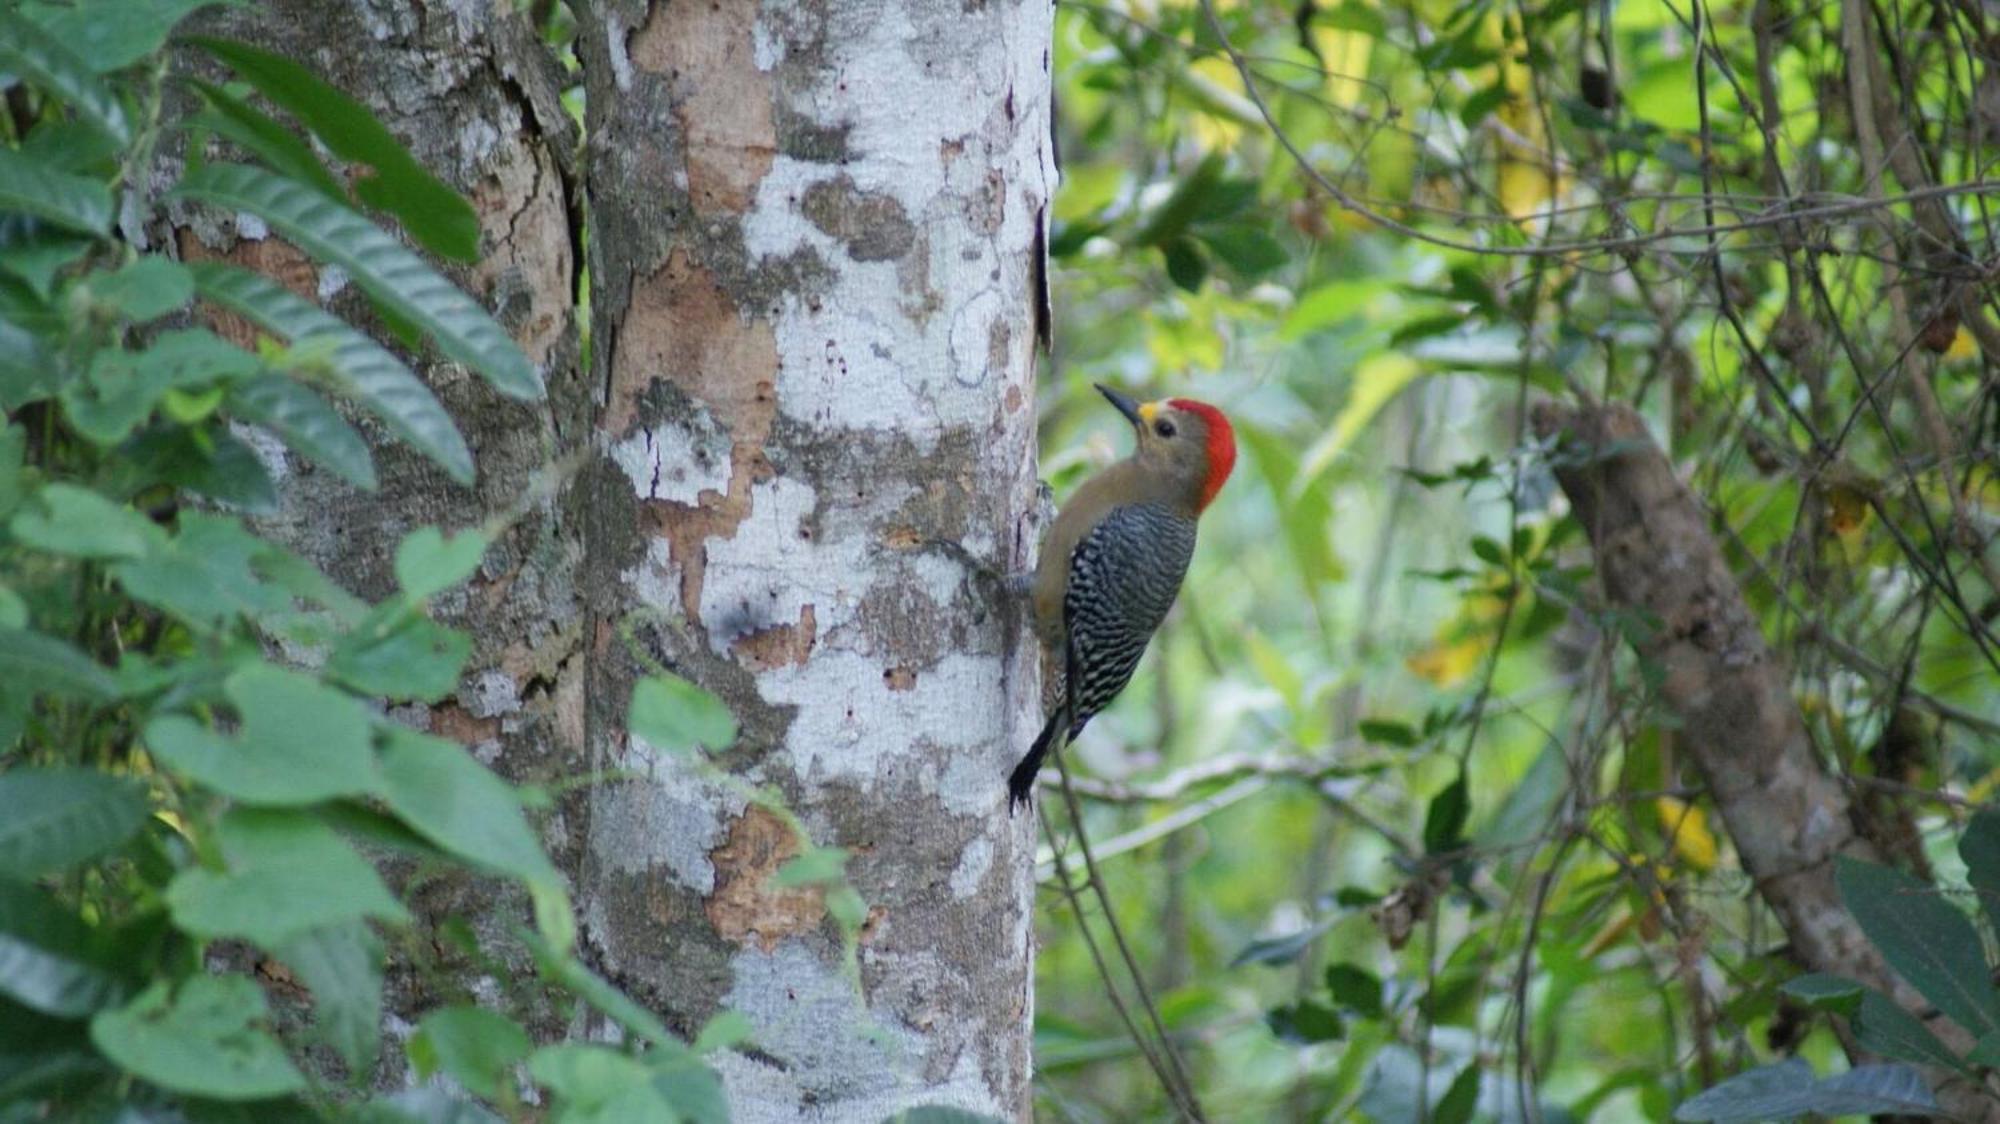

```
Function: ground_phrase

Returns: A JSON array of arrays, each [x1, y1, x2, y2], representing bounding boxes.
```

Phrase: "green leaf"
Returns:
[[0, 217, 91, 297], [1422, 769, 1471, 855], [0, 768, 149, 878], [0, 878, 129, 1016], [1780, 972, 1864, 1015], [1265, 998, 1343, 1043], [83, 257, 193, 323], [395, 527, 488, 603], [226, 374, 376, 488], [775, 846, 849, 888], [651, 1052, 726, 1124], [1433, 1065, 1480, 1124], [629, 674, 739, 756], [62, 328, 261, 445], [376, 727, 558, 886], [167, 808, 408, 947], [16, 0, 229, 74], [411, 1006, 530, 1102], [188, 38, 481, 263], [0, 627, 118, 701], [1230, 916, 1332, 967], [328, 608, 472, 701], [90, 977, 307, 1100], [172, 165, 540, 400], [1198, 223, 1287, 279], [277, 921, 382, 1073], [1837, 856, 2000, 1040], [1160, 237, 1208, 292], [112, 512, 295, 631], [529, 1044, 673, 1122], [1357, 719, 1419, 748], [1852, 988, 1966, 1073], [10, 482, 159, 559], [189, 262, 473, 484], [144, 664, 379, 805], [1324, 963, 1384, 1019], [0, 11, 130, 144], [186, 79, 348, 203], [1674, 1058, 1939, 1122], [355, 1088, 505, 1124], [1134, 154, 1226, 246], [1958, 810, 2000, 941]]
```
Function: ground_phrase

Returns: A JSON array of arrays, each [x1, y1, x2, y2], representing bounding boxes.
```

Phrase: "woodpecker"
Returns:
[[1008, 384, 1237, 808]]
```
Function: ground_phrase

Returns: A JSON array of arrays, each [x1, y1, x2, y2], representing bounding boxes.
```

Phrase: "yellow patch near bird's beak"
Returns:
[[1137, 402, 1160, 425]]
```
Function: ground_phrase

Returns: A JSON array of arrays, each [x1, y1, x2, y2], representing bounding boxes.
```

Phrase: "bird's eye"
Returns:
[[1153, 418, 1177, 438]]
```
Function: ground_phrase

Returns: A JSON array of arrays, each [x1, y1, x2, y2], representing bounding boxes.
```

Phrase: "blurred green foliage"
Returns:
[[1031, 0, 2000, 1118]]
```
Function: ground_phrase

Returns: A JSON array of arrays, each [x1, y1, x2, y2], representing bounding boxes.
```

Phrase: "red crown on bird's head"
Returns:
[[1167, 398, 1236, 512]]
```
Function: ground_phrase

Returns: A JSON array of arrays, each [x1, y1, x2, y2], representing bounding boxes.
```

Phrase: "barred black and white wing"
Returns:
[[1007, 503, 1196, 808]]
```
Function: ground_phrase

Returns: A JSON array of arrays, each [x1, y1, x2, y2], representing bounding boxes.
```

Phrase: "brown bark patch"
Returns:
[[611, 250, 780, 629], [177, 231, 321, 350], [704, 805, 824, 952], [430, 702, 500, 747], [800, 175, 917, 262], [733, 604, 817, 670], [630, 2, 774, 214]]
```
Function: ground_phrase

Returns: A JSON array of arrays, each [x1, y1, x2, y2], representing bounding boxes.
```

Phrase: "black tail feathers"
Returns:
[[1008, 710, 1066, 812]]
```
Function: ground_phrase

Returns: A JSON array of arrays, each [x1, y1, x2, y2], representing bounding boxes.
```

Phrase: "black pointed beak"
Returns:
[[1094, 383, 1145, 429]]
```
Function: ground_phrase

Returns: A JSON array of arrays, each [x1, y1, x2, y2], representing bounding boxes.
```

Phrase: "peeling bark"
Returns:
[[1534, 402, 1992, 1118], [575, 1, 1050, 1117]]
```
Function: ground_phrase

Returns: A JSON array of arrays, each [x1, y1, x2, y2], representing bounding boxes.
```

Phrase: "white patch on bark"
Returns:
[[624, 537, 686, 619], [948, 836, 992, 899], [712, 944, 1005, 1122], [609, 411, 732, 504], [739, 5, 1048, 449], [588, 740, 744, 892], [605, 17, 634, 91]]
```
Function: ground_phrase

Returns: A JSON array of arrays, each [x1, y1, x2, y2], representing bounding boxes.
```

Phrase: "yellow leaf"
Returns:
[[1405, 634, 1487, 687], [1946, 326, 1976, 362], [1655, 796, 1718, 872], [1184, 57, 1252, 150], [1310, 23, 1375, 108], [1296, 352, 1422, 487]]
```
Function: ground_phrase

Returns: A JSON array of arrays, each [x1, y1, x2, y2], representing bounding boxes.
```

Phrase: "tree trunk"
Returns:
[[176, 0, 589, 1066], [1533, 401, 1993, 1120], [572, 2, 1051, 1117]]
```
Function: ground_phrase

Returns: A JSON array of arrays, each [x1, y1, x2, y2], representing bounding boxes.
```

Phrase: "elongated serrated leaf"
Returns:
[[187, 79, 347, 203], [1853, 988, 1966, 1073], [17, 0, 230, 74], [173, 164, 540, 400], [0, 148, 111, 237], [0, 878, 128, 1016], [0, 627, 118, 701], [277, 921, 382, 1073], [0, 11, 130, 144], [90, 977, 306, 1100], [1838, 856, 2000, 1040], [0, 769, 148, 878], [1675, 1057, 1940, 1122], [188, 261, 473, 483], [188, 38, 480, 263], [227, 375, 375, 488]]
